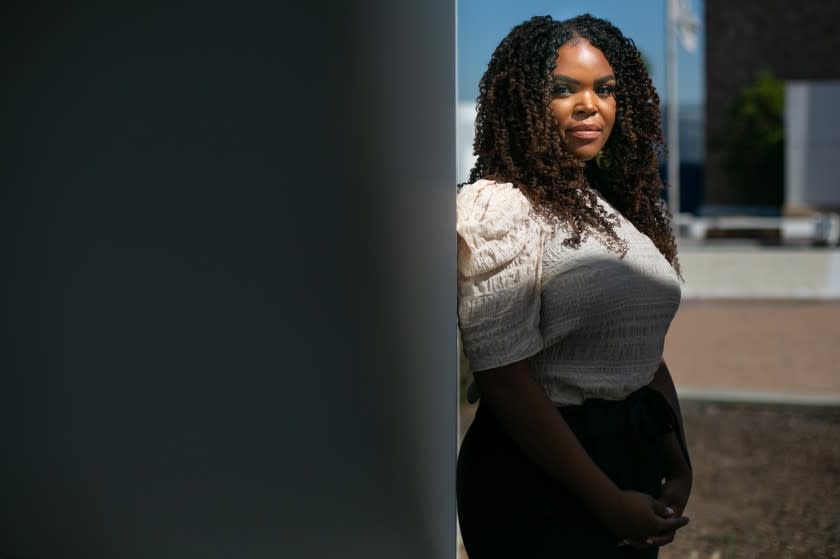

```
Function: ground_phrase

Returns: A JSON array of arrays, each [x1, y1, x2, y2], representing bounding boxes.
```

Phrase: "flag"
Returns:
[[673, 0, 700, 53]]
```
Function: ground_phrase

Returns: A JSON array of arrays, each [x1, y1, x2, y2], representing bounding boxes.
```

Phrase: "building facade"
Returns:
[[704, 0, 840, 211]]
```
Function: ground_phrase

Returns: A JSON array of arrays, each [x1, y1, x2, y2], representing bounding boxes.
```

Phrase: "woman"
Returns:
[[456, 14, 693, 558]]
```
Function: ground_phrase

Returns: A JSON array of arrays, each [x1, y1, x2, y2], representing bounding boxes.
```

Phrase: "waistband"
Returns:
[[559, 386, 692, 470]]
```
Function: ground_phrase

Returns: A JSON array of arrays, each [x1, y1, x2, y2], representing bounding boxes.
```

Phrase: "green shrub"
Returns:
[[715, 71, 785, 207]]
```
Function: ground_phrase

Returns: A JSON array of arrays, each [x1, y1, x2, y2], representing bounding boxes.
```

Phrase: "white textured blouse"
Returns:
[[457, 179, 681, 406]]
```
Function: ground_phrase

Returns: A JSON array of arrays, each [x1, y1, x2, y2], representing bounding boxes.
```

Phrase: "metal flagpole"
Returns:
[[666, 0, 699, 234], [666, 0, 680, 233]]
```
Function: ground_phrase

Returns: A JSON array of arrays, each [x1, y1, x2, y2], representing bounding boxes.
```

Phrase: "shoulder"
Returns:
[[456, 180, 540, 278], [456, 179, 535, 251], [456, 179, 532, 232], [456, 181, 545, 369]]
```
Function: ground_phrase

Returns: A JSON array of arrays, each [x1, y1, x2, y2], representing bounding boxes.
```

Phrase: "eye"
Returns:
[[597, 84, 616, 97], [551, 84, 573, 97]]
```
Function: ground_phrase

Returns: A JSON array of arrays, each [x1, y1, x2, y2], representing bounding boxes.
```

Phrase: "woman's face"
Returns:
[[549, 39, 617, 161]]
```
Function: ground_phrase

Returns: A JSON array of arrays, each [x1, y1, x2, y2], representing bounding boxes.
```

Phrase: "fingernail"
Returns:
[[665, 506, 674, 515], [646, 538, 654, 545]]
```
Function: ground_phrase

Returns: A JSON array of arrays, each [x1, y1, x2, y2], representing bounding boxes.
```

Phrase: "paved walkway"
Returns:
[[664, 299, 840, 399]]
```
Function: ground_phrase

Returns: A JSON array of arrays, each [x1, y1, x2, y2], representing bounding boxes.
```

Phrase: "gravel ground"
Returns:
[[659, 400, 840, 559], [457, 300, 840, 558]]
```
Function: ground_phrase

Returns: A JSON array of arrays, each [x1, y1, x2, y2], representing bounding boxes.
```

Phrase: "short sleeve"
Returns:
[[457, 180, 544, 371]]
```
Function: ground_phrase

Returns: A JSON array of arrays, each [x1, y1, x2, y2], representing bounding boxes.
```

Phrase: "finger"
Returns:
[[647, 496, 675, 518], [619, 538, 651, 550], [658, 492, 684, 515], [647, 531, 676, 547], [659, 499, 682, 516], [657, 515, 689, 533]]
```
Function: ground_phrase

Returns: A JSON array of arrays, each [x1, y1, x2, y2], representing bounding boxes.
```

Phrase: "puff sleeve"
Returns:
[[457, 180, 545, 371]]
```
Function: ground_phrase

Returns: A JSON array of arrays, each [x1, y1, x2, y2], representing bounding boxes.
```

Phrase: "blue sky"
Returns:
[[457, 0, 704, 107]]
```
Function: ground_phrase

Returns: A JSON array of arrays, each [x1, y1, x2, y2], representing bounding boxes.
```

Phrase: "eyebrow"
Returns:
[[553, 73, 616, 85]]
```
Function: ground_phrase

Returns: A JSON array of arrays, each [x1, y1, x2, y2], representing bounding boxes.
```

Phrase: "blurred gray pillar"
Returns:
[[785, 81, 840, 214], [1, 1, 457, 558]]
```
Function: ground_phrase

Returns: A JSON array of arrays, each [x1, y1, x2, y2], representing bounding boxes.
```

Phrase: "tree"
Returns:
[[716, 71, 785, 207]]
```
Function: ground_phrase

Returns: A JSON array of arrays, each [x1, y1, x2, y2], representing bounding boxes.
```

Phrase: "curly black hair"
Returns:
[[467, 13, 679, 271]]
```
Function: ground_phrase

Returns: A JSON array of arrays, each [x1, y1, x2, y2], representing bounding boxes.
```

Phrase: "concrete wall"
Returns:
[[680, 248, 840, 299]]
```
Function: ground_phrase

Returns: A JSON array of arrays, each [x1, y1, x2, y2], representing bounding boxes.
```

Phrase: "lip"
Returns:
[[567, 124, 602, 140]]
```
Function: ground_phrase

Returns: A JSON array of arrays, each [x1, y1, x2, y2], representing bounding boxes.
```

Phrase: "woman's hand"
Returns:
[[619, 431, 693, 549], [625, 359, 693, 549], [604, 489, 689, 544], [661, 452, 692, 516], [643, 432, 693, 546]]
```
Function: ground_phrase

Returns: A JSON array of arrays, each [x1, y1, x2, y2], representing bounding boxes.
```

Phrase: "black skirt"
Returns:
[[456, 386, 677, 559]]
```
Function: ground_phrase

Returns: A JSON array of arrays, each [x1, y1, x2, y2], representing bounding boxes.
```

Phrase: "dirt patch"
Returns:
[[659, 400, 840, 559]]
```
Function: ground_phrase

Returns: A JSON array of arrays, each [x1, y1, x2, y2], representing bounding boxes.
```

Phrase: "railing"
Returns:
[[677, 213, 840, 246]]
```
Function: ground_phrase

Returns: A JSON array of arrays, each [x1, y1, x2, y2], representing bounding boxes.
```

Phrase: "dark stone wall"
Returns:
[[704, 0, 840, 206]]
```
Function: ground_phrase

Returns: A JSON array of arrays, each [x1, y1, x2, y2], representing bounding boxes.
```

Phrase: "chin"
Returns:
[[571, 150, 597, 162], [564, 143, 601, 162]]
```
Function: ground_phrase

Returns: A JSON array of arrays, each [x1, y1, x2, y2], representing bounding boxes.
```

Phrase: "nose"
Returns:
[[574, 90, 597, 116]]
